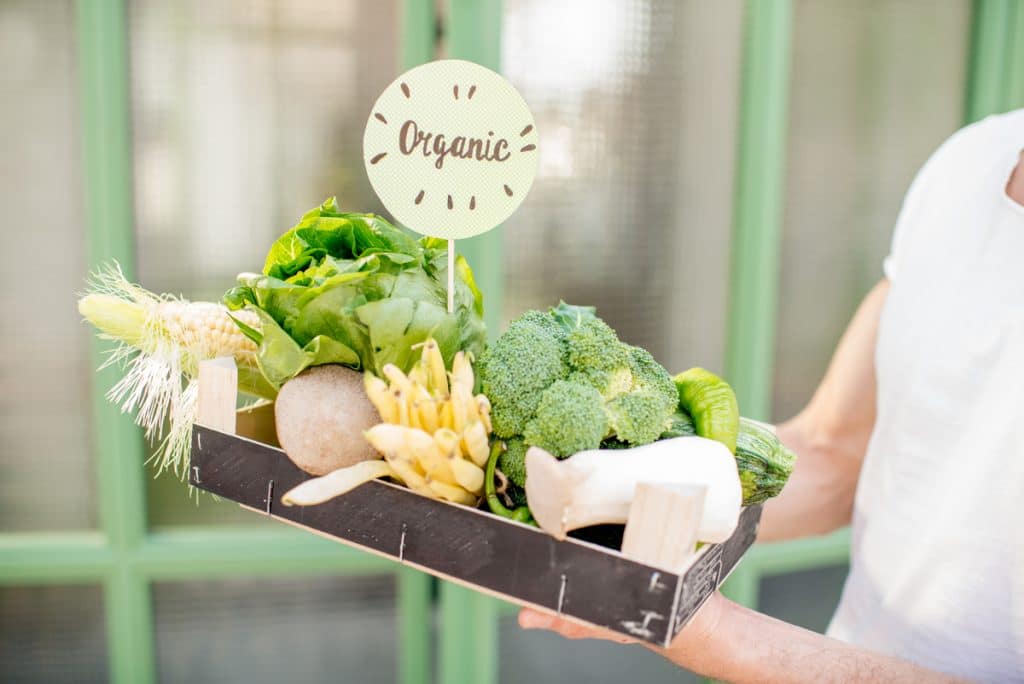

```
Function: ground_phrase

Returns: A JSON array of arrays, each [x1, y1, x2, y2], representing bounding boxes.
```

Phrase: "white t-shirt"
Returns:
[[827, 109, 1024, 681]]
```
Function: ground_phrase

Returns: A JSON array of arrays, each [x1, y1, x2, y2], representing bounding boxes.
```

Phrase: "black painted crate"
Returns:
[[190, 423, 761, 646]]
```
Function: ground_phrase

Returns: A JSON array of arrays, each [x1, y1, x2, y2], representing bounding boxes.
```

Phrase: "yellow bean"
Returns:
[[450, 457, 485, 494], [461, 421, 490, 467], [364, 374, 398, 423], [417, 399, 440, 434], [475, 394, 492, 434], [423, 339, 449, 398], [427, 479, 477, 506]]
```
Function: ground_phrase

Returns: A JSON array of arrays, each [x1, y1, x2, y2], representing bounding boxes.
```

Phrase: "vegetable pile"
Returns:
[[79, 197, 796, 548]]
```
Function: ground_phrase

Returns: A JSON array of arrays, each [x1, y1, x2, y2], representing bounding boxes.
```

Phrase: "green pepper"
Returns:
[[485, 441, 535, 525], [673, 367, 739, 454]]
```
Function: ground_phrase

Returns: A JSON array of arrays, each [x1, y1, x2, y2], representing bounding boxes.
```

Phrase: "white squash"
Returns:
[[525, 436, 742, 543]]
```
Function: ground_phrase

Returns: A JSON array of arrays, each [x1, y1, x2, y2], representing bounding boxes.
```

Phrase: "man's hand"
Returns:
[[519, 591, 964, 683], [519, 591, 726, 660]]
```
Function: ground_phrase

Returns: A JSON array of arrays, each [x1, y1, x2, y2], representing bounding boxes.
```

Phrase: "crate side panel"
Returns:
[[189, 427, 681, 644], [670, 504, 762, 640]]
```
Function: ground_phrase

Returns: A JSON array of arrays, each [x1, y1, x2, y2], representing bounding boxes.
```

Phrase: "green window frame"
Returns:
[[1, 1, 1021, 683]]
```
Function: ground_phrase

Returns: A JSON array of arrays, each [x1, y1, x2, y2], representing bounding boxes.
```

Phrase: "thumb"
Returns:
[[524, 610, 565, 630], [519, 608, 556, 630]]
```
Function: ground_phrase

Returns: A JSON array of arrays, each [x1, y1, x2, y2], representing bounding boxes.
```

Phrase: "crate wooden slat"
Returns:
[[189, 424, 760, 646]]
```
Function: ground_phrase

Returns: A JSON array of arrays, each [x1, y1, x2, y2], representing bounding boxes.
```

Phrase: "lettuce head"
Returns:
[[224, 197, 486, 389]]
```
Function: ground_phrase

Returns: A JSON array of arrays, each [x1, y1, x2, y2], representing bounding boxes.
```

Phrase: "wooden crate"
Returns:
[[189, 361, 761, 646]]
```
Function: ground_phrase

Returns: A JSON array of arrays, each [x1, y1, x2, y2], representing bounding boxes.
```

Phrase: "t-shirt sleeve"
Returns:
[[883, 119, 989, 281], [883, 149, 938, 281]]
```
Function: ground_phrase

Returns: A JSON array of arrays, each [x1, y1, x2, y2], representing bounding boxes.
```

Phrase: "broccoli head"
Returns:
[[481, 303, 679, 460], [523, 380, 608, 457], [478, 310, 568, 438]]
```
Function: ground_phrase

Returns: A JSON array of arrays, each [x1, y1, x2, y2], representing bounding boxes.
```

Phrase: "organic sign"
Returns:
[[364, 59, 538, 241]]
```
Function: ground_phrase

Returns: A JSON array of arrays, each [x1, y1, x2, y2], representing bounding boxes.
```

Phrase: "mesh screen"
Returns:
[[153, 574, 402, 683], [772, 0, 970, 420], [129, 0, 398, 300], [0, 585, 108, 683], [499, 0, 743, 374], [127, 0, 400, 525], [758, 564, 850, 634], [0, 0, 97, 531]]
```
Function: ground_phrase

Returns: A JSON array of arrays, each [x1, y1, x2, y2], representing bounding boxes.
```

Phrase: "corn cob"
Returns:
[[78, 262, 268, 479]]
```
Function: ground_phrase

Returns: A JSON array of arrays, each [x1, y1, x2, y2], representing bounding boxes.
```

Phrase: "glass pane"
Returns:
[[758, 564, 849, 633], [0, 585, 108, 683], [500, 0, 743, 374], [498, 614, 699, 684], [153, 575, 399, 683], [127, 0, 399, 525], [0, 0, 98, 530], [772, 0, 970, 421]]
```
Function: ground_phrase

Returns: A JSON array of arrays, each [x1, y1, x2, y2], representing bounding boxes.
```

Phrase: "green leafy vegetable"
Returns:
[[224, 198, 486, 388]]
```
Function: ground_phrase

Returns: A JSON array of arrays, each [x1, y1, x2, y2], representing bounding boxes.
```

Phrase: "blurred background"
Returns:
[[1, 0, 1021, 682]]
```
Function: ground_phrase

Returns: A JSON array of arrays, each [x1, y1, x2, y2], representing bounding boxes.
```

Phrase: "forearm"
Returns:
[[755, 280, 890, 542], [756, 415, 859, 541], [660, 598, 965, 684]]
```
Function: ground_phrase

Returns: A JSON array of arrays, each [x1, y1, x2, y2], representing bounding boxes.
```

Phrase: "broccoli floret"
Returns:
[[626, 345, 678, 414], [565, 317, 630, 373], [523, 380, 608, 458], [498, 438, 528, 488], [478, 310, 569, 438], [496, 439, 530, 507], [604, 391, 674, 446], [569, 367, 633, 399]]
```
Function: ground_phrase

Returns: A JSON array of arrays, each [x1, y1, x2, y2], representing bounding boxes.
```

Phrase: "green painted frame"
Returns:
[[0, 1, 1020, 683]]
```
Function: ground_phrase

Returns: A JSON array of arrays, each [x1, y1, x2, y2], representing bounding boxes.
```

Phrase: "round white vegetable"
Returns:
[[525, 436, 742, 543], [275, 365, 382, 476]]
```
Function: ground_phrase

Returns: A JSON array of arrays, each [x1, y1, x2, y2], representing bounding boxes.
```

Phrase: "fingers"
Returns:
[[518, 608, 636, 644]]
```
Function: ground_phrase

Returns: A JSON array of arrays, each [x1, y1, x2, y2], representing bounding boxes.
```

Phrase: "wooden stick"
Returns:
[[621, 482, 707, 573], [196, 357, 238, 434], [447, 238, 455, 313]]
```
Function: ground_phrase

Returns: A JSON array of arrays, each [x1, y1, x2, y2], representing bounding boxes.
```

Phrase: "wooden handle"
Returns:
[[621, 482, 707, 573], [196, 357, 238, 434]]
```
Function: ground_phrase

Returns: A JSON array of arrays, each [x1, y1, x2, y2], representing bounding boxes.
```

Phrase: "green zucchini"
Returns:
[[659, 411, 795, 505], [734, 418, 796, 504]]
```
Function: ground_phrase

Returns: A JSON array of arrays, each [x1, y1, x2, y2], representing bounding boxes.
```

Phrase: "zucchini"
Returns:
[[659, 411, 795, 505], [734, 418, 795, 504]]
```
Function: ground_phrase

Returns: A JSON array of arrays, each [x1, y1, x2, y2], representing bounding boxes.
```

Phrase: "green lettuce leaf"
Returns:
[[225, 198, 486, 389]]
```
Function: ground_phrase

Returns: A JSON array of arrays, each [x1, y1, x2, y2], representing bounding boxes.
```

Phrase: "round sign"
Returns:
[[363, 59, 538, 240]]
